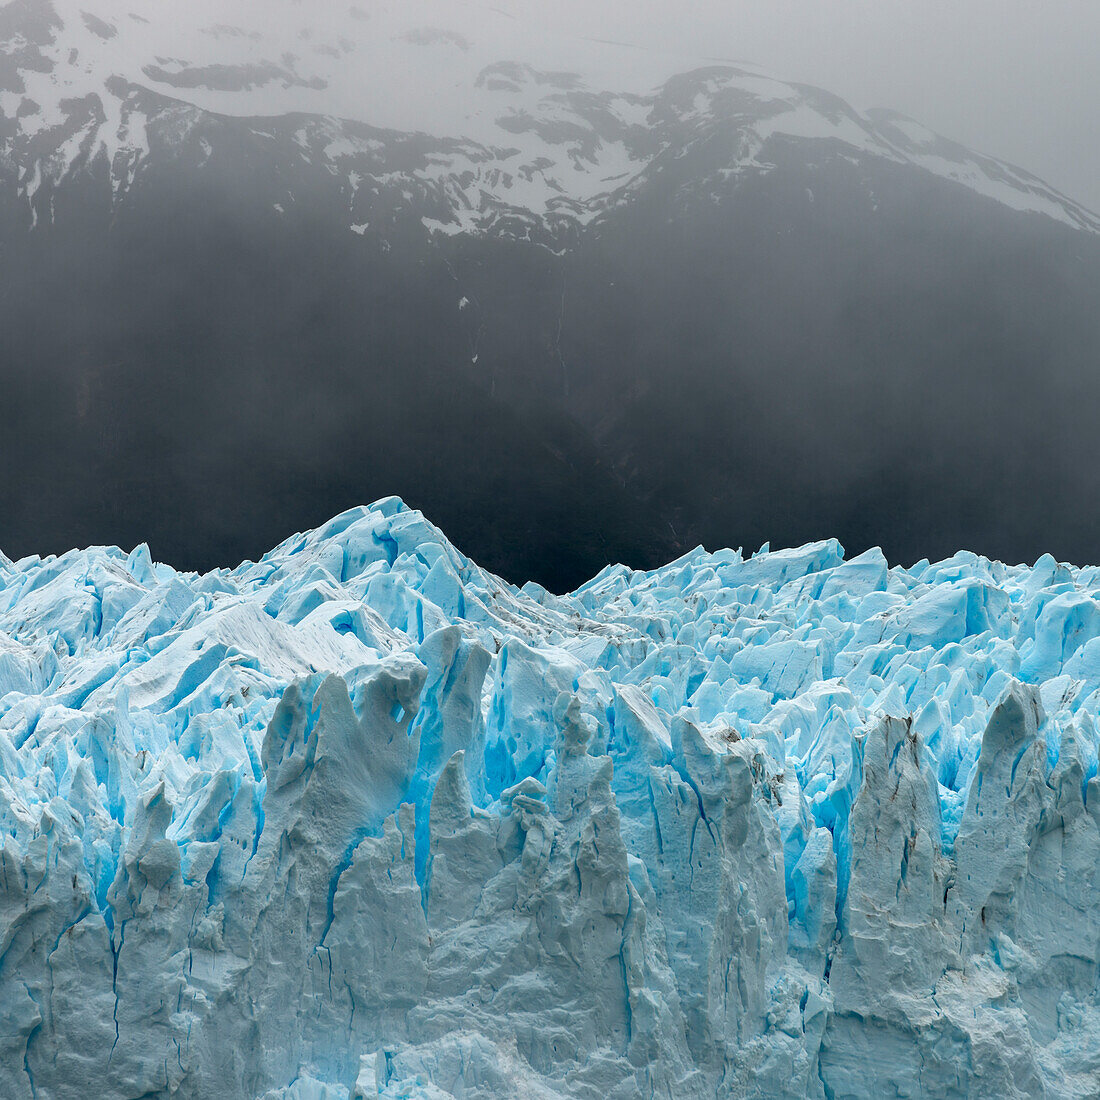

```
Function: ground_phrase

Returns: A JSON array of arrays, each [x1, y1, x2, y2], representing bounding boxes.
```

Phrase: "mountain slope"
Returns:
[[3, 0, 1100, 589], [4, 0, 1097, 239]]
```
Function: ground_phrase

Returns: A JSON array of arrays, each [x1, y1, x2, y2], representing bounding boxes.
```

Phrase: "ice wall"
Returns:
[[1, 499, 1098, 1098]]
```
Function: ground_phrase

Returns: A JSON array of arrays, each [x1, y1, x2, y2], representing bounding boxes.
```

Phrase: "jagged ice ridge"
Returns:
[[2, 498, 1100, 1098]]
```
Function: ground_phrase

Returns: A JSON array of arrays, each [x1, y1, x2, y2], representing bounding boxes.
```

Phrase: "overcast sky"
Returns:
[[483, 0, 1100, 212]]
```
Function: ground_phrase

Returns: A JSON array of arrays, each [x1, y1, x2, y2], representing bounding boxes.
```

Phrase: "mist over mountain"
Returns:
[[3, 0, 1100, 588]]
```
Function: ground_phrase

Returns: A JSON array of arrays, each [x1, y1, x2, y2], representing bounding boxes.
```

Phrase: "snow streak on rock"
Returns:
[[2, 0, 1097, 239]]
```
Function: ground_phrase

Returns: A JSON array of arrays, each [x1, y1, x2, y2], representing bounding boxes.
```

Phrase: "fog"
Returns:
[[121, 0, 1100, 209], [438, 0, 1100, 210], [3, 0, 1100, 585]]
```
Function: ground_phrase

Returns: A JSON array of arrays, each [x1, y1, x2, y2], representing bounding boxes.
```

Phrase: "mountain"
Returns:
[[5, 0, 1097, 238], [2, 499, 1100, 1098], [3, 0, 1100, 589]]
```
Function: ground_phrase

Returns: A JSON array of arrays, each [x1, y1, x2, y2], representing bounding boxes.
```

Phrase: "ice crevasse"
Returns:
[[1, 497, 1099, 1099]]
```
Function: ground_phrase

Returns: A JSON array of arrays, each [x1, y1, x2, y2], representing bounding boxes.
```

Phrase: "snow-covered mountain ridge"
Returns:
[[2, 499, 1100, 1097], [2, 0, 1097, 239]]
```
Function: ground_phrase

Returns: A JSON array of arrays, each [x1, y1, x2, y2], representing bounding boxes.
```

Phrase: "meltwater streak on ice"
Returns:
[[1, 498, 1099, 1098]]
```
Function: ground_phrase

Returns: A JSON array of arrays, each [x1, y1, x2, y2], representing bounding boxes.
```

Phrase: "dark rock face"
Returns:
[[3, 45, 1100, 587]]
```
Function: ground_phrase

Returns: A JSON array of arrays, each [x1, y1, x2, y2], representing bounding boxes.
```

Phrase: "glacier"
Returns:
[[1, 498, 1099, 1099]]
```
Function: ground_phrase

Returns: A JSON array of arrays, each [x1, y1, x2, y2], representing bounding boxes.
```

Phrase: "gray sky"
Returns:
[[493, 0, 1100, 212]]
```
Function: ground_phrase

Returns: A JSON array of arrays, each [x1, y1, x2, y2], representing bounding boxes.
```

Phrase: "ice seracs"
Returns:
[[2, 499, 1100, 1097]]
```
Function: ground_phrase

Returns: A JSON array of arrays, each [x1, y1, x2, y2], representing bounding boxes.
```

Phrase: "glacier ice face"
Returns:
[[2, 499, 1100, 1099]]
